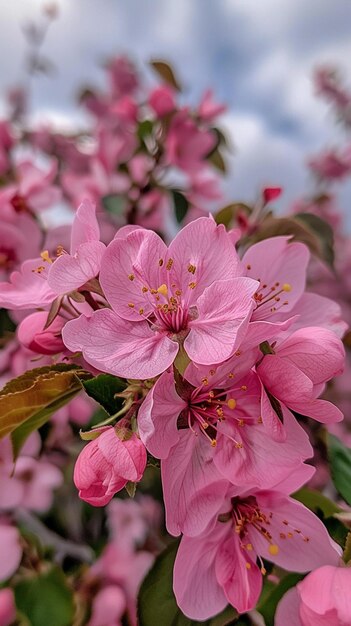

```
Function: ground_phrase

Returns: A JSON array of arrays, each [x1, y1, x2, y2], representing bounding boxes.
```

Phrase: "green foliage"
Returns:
[[0, 364, 91, 458], [81, 373, 127, 416], [257, 573, 303, 626], [102, 193, 127, 216], [138, 541, 237, 626], [172, 190, 189, 224], [293, 487, 341, 517], [328, 434, 351, 506], [294, 212, 334, 268], [215, 203, 252, 228], [14, 567, 74, 626]]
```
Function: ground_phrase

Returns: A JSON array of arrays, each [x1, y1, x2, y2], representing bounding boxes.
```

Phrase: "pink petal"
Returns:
[[70, 199, 100, 253], [62, 309, 178, 378], [277, 327, 345, 384], [284, 292, 348, 338], [0, 525, 22, 581], [137, 371, 185, 458], [290, 398, 343, 424], [251, 495, 341, 572], [161, 431, 227, 537], [167, 217, 242, 298], [100, 228, 167, 320], [243, 236, 309, 318], [0, 259, 56, 310], [88, 585, 126, 626], [275, 587, 303, 626], [48, 240, 105, 294], [215, 534, 262, 614], [186, 277, 258, 365], [173, 530, 228, 621], [258, 355, 314, 404]]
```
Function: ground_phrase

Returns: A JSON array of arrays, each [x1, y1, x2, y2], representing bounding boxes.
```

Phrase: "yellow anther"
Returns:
[[142, 286, 148, 293], [201, 377, 209, 386], [268, 544, 279, 556], [261, 567, 267, 575], [282, 283, 292, 292], [245, 562, 251, 570], [159, 258, 164, 266], [128, 274, 135, 281], [246, 543, 253, 551], [228, 372, 234, 379], [128, 303, 135, 308], [238, 419, 245, 427], [139, 308, 144, 315], [157, 284, 168, 296], [240, 385, 247, 391], [40, 250, 52, 264], [211, 439, 217, 447], [166, 258, 174, 270], [188, 281, 196, 289], [56, 245, 65, 256], [188, 264, 196, 274], [227, 398, 236, 410], [235, 442, 243, 449]]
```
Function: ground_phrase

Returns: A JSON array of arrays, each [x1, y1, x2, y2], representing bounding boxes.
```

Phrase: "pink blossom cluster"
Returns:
[[0, 196, 347, 618]]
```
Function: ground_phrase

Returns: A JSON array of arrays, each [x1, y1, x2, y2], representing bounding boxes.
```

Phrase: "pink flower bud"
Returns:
[[17, 311, 65, 355], [74, 425, 147, 506], [0, 589, 16, 626], [262, 186, 282, 205], [149, 86, 175, 117]]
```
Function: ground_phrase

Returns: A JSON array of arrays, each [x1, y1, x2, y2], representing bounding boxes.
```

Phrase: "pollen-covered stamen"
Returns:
[[252, 280, 293, 313]]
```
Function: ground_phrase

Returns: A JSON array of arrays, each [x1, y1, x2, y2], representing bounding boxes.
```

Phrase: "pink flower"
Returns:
[[0, 258, 56, 310], [88, 585, 126, 626], [149, 85, 175, 117], [74, 425, 147, 506], [308, 148, 351, 181], [47, 199, 106, 294], [173, 475, 341, 620], [17, 311, 65, 355], [0, 215, 41, 280], [197, 89, 227, 122], [62, 217, 258, 379], [262, 187, 282, 205], [257, 326, 344, 434], [275, 565, 351, 625], [0, 522, 22, 582], [8, 159, 61, 213], [138, 368, 312, 536], [165, 111, 216, 174], [106, 56, 139, 99], [0, 588, 16, 626]]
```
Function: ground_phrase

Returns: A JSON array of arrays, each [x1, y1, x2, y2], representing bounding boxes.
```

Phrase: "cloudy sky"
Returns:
[[1, 0, 351, 219]]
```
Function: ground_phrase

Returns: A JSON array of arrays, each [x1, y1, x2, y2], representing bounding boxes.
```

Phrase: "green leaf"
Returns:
[[215, 203, 252, 227], [208, 147, 226, 173], [150, 60, 181, 91], [102, 194, 126, 216], [293, 487, 341, 517], [138, 119, 154, 141], [138, 541, 237, 626], [14, 567, 74, 626], [257, 573, 303, 626], [0, 308, 16, 338], [172, 190, 189, 224], [0, 364, 91, 458], [295, 212, 334, 268], [328, 434, 351, 505], [81, 373, 127, 416]]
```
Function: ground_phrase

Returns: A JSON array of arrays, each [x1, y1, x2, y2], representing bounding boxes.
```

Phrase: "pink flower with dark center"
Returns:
[[62, 217, 258, 379], [173, 473, 341, 620], [138, 366, 312, 537]]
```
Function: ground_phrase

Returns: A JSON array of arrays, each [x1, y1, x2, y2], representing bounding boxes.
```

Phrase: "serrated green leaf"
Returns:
[[138, 540, 237, 626], [328, 434, 351, 506], [14, 567, 74, 626], [0, 364, 91, 458], [81, 373, 127, 416]]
